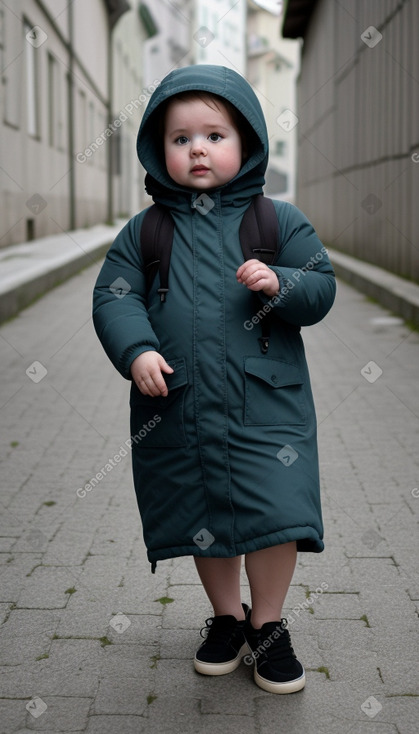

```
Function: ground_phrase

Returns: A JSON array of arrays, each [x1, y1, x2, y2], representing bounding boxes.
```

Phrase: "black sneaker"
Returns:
[[244, 617, 305, 693], [194, 603, 250, 675]]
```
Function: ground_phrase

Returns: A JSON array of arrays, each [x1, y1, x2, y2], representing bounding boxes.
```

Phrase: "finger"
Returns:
[[245, 268, 263, 283], [137, 382, 152, 397], [159, 358, 175, 375], [243, 270, 268, 288], [137, 374, 162, 397], [245, 279, 268, 292], [137, 377, 154, 396], [237, 262, 268, 283], [148, 370, 169, 396], [236, 260, 260, 280]]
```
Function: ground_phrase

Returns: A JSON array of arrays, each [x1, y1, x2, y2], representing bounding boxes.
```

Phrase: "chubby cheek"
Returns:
[[216, 148, 242, 179], [164, 147, 186, 183]]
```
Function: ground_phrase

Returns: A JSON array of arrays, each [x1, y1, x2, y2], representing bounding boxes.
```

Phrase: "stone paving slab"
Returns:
[[93, 676, 151, 717], [0, 639, 102, 699], [254, 674, 379, 733], [84, 715, 149, 733], [0, 609, 60, 666], [15, 567, 78, 610], [0, 263, 418, 733]]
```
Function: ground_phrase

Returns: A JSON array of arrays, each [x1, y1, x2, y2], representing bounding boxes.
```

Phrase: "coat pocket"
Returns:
[[244, 356, 306, 426], [130, 357, 189, 447]]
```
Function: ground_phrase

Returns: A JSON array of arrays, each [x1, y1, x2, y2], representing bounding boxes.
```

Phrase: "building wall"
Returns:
[[247, 2, 300, 201], [142, 0, 194, 88], [294, 0, 419, 280], [0, 0, 112, 247], [194, 0, 246, 72], [71, 1, 109, 230], [112, 6, 152, 217]]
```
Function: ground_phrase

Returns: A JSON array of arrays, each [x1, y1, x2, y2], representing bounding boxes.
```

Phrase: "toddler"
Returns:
[[93, 64, 336, 694]]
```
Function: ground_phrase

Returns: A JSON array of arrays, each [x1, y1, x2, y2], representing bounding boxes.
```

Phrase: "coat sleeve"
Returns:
[[92, 212, 160, 380], [257, 201, 336, 326]]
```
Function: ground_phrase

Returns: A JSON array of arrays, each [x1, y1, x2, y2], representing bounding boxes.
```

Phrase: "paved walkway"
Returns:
[[0, 261, 418, 734], [0, 222, 125, 324]]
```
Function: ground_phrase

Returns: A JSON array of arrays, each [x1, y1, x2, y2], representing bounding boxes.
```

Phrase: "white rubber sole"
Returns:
[[254, 667, 306, 694], [194, 642, 249, 676]]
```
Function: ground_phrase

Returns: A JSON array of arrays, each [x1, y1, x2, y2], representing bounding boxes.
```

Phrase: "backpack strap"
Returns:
[[140, 204, 174, 302], [140, 196, 281, 354], [239, 194, 279, 265], [239, 195, 281, 354]]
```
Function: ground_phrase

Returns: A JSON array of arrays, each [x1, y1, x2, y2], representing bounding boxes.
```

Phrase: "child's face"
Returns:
[[164, 98, 242, 189]]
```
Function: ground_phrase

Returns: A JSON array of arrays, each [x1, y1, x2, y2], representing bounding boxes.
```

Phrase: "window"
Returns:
[[47, 53, 58, 146], [0, 7, 4, 80], [47, 54, 65, 150], [23, 19, 40, 138], [57, 67, 65, 151], [3, 11, 21, 128], [66, 71, 72, 152], [276, 140, 287, 157], [78, 89, 87, 152], [99, 111, 107, 170], [139, 3, 158, 38], [88, 100, 95, 164]]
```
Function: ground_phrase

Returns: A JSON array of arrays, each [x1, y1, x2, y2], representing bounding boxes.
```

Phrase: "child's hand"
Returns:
[[130, 351, 174, 397], [236, 259, 279, 298]]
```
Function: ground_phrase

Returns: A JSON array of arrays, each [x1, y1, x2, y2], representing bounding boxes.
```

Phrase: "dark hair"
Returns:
[[156, 90, 257, 162]]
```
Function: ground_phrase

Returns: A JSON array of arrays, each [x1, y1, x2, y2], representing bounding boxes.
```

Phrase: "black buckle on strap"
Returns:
[[157, 288, 169, 303], [258, 336, 270, 354]]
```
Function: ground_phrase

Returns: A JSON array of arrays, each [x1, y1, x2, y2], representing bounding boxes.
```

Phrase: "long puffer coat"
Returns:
[[93, 65, 336, 569]]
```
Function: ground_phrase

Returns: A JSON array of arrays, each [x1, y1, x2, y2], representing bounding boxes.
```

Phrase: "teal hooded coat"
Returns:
[[93, 65, 336, 568]]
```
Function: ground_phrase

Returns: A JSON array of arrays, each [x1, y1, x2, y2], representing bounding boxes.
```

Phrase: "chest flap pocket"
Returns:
[[130, 357, 189, 447], [244, 356, 306, 426]]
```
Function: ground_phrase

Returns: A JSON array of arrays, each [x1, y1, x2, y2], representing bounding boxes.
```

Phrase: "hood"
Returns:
[[136, 65, 269, 206]]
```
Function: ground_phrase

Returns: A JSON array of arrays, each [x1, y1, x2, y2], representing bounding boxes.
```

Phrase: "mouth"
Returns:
[[191, 165, 210, 174]]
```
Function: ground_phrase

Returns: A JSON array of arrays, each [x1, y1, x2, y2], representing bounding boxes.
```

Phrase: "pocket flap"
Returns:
[[244, 357, 303, 388], [165, 357, 189, 391]]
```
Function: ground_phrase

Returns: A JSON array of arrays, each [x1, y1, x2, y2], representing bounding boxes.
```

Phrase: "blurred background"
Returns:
[[0, 0, 418, 285]]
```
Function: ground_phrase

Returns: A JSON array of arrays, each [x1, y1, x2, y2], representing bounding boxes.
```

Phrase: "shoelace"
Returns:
[[199, 616, 237, 645], [257, 621, 296, 663]]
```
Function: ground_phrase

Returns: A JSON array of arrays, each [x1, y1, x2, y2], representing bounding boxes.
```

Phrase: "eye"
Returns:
[[175, 135, 189, 145], [208, 133, 222, 142]]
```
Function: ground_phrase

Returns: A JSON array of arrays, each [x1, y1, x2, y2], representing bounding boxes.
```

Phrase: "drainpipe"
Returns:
[[107, 19, 113, 224], [68, 1, 75, 230], [106, 2, 131, 223]]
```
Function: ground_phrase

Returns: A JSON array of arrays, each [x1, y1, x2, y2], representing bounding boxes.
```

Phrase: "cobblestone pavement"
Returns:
[[0, 262, 418, 734]]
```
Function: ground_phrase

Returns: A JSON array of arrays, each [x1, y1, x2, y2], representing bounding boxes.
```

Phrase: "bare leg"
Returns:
[[244, 542, 297, 628], [194, 556, 245, 619]]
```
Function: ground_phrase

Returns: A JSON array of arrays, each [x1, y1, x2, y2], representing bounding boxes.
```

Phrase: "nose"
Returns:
[[190, 136, 207, 157]]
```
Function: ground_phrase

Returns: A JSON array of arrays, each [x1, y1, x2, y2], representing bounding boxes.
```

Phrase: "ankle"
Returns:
[[250, 612, 282, 629], [213, 606, 246, 621]]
